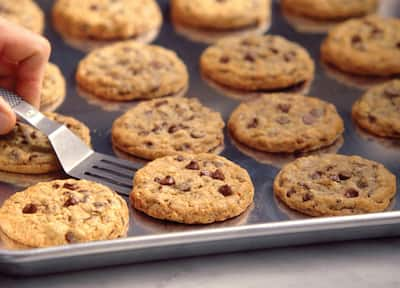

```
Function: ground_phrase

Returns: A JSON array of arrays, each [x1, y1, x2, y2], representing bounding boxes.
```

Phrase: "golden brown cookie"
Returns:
[[352, 80, 400, 138], [228, 93, 344, 153], [0, 0, 44, 34], [52, 0, 162, 42], [321, 16, 400, 76], [40, 63, 66, 112], [112, 97, 225, 160], [274, 154, 397, 216], [0, 179, 129, 249], [76, 41, 189, 101], [171, 0, 270, 30], [200, 35, 314, 92], [131, 153, 254, 224], [0, 113, 91, 174], [281, 0, 378, 20]]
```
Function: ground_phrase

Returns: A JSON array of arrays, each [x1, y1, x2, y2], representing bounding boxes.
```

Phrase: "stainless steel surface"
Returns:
[[0, 0, 399, 276]]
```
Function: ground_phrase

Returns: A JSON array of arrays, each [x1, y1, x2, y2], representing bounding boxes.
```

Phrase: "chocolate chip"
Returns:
[[338, 171, 352, 181], [396, 42, 400, 49], [310, 171, 323, 180], [52, 183, 60, 189], [310, 108, 324, 118], [330, 175, 340, 182], [190, 131, 205, 139], [30, 131, 37, 139], [368, 115, 377, 123], [218, 185, 233, 196], [302, 114, 316, 125], [22, 203, 37, 214], [185, 160, 200, 170], [63, 183, 78, 190], [384, 85, 400, 98], [176, 143, 191, 151], [286, 188, 296, 198], [145, 141, 154, 147], [344, 189, 359, 198], [277, 103, 291, 113], [138, 130, 150, 136], [247, 117, 259, 128], [241, 39, 252, 46], [154, 100, 168, 108], [64, 197, 79, 207], [211, 169, 225, 180], [200, 170, 211, 177], [270, 47, 279, 54], [244, 52, 256, 62], [65, 232, 77, 243], [357, 179, 369, 189], [302, 193, 313, 202], [351, 35, 365, 50], [220, 56, 230, 64], [283, 51, 296, 62], [93, 202, 104, 208], [276, 116, 290, 125], [175, 155, 185, 162], [176, 182, 191, 192], [168, 125, 179, 134], [155, 176, 175, 185], [89, 4, 98, 10]]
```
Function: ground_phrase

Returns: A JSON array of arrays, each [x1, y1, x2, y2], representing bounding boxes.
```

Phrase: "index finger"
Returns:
[[0, 18, 51, 108]]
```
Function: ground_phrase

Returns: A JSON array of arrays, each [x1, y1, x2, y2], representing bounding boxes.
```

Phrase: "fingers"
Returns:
[[0, 18, 51, 108], [0, 96, 16, 134]]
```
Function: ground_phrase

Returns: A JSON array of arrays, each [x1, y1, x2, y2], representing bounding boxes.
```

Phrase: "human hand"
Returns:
[[0, 18, 51, 134]]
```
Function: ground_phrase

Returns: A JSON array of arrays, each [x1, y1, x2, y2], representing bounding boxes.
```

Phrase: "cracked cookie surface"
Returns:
[[0, 113, 91, 174], [353, 80, 400, 138], [0, 0, 44, 34], [200, 35, 314, 91], [228, 93, 344, 153], [0, 179, 129, 248], [171, 0, 270, 30], [52, 0, 162, 41], [76, 41, 189, 101], [281, 0, 378, 20], [40, 63, 66, 110], [112, 97, 225, 160], [274, 154, 397, 217], [131, 153, 254, 224], [321, 16, 400, 76]]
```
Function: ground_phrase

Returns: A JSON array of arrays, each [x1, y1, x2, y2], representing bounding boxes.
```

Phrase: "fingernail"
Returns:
[[0, 112, 10, 134]]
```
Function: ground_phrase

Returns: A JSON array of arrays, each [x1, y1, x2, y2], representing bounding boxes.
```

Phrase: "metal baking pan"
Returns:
[[0, 0, 399, 276]]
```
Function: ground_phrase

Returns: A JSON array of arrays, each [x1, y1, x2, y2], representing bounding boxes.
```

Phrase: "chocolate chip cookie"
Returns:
[[0, 179, 129, 248], [352, 80, 400, 138], [40, 63, 66, 112], [0, 113, 91, 174], [281, 0, 378, 21], [321, 16, 400, 76], [171, 0, 270, 31], [0, 0, 44, 34], [76, 41, 189, 101], [112, 97, 225, 160], [274, 154, 397, 216], [228, 93, 344, 153], [131, 153, 254, 224], [200, 35, 314, 92], [52, 0, 162, 42]]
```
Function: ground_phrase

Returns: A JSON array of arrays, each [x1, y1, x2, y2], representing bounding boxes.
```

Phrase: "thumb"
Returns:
[[0, 96, 16, 135]]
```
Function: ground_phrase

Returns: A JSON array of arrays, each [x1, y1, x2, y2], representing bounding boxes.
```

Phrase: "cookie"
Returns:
[[228, 93, 344, 153], [40, 63, 66, 112], [131, 153, 254, 224], [352, 80, 400, 138], [112, 97, 225, 160], [76, 41, 189, 101], [0, 179, 129, 248], [200, 35, 315, 92], [171, 0, 270, 31], [52, 0, 162, 42], [0, 0, 44, 34], [0, 113, 91, 174], [321, 16, 400, 77], [274, 154, 397, 216], [281, 0, 378, 21]]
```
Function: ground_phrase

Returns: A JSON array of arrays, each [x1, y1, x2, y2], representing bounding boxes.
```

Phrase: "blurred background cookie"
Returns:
[[40, 63, 66, 112]]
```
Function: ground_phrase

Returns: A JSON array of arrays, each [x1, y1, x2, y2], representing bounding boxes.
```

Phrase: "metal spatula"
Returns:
[[0, 88, 141, 196]]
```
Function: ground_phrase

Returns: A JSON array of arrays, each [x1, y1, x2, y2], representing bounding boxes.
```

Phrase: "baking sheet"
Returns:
[[0, 0, 399, 275]]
